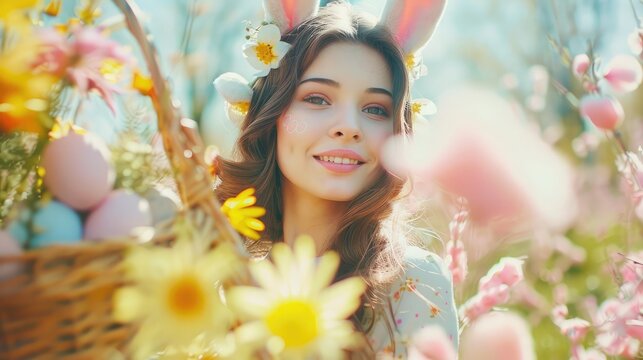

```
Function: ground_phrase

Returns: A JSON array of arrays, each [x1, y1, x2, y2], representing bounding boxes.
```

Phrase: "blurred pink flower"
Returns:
[[36, 26, 134, 113], [627, 29, 642, 57], [579, 94, 624, 131], [551, 304, 569, 325], [594, 298, 641, 356], [408, 325, 457, 360], [460, 311, 535, 360], [479, 257, 524, 292], [572, 54, 590, 79], [382, 86, 578, 233], [601, 54, 643, 94], [445, 240, 467, 285], [559, 318, 592, 344], [445, 208, 468, 284], [460, 257, 524, 322]]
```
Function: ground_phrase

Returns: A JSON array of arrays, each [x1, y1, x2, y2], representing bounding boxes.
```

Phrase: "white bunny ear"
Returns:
[[213, 72, 253, 126], [262, 0, 320, 33], [379, 0, 447, 55]]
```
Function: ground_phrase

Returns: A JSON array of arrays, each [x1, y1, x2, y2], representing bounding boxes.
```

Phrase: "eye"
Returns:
[[303, 95, 330, 106], [363, 105, 389, 117]]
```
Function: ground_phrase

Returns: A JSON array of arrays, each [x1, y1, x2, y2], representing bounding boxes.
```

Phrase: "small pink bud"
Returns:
[[602, 54, 643, 93], [572, 54, 591, 78], [579, 95, 624, 130]]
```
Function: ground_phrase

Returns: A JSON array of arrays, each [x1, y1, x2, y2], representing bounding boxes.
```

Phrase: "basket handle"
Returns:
[[111, 0, 247, 254]]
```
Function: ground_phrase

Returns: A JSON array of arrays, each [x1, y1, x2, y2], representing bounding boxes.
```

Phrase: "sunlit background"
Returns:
[[1, 0, 642, 359]]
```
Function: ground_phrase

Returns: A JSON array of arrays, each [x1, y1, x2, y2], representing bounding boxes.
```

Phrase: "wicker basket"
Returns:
[[0, 0, 245, 358]]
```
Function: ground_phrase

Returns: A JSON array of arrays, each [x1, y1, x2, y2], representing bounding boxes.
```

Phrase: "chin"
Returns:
[[312, 185, 364, 202]]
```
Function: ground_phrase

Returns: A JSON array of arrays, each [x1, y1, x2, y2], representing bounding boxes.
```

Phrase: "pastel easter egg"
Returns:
[[579, 95, 624, 130], [32, 201, 84, 247], [7, 210, 30, 247], [85, 190, 152, 241], [0, 231, 25, 281], [42, 131, 115, 211], [8, 201, 84, 248]]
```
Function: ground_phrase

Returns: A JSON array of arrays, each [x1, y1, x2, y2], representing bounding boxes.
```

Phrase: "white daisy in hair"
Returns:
[[242, 23, 291, 77]]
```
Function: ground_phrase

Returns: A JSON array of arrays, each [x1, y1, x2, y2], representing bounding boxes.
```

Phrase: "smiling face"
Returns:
[[276, 42, 396, 202]]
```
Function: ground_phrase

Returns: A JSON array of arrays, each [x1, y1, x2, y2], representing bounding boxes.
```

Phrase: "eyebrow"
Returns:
[[298, 77, 393, 98]]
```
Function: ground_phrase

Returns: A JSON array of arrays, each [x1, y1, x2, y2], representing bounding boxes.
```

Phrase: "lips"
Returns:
[[312, 149, 366, 174]]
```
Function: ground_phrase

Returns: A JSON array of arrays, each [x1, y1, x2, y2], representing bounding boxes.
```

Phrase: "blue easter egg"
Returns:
[[32, 201, 83, 247], [7, 212, 29, 247]]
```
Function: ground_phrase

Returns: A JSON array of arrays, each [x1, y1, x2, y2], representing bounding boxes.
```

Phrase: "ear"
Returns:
[[262, 0, 320, 33], [379, 0, 447, 55]]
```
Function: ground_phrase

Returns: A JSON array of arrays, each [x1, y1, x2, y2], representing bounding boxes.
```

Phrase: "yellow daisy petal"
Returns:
[[113, 287, 145, 322]]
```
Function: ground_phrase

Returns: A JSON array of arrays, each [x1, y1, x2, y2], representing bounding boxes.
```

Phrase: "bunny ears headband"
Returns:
[[214, 0, 447, 126]]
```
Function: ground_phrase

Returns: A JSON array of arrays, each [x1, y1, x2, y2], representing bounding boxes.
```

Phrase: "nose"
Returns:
[[328, 106, 362, 142]]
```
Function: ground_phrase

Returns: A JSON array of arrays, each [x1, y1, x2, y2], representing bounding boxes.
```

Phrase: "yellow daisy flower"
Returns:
[[242, 23, 291, 77], [113, 240, 241, 360], [0, 0, 39, 21], [226, 235, 367, 359], [221, 188, 266, 240], [0, 30, 56, 135]]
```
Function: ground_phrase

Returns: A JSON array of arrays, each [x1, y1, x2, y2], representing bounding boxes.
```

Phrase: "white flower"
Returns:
[[411, 98, 437, 124], [242, 24, 290, 77]]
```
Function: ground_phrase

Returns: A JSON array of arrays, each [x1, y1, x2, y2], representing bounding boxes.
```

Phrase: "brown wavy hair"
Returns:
[[215, 0, 413, 344]]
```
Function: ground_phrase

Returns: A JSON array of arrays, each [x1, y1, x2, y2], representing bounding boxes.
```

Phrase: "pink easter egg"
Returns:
[[0, 230, 25, 281], [42, 131, 115, 210], [579, 95, 624, 130], [85, 190, 152, 241]]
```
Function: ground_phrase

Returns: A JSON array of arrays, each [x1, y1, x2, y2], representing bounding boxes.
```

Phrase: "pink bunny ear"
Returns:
[[379, 0, 447, 55], [262, 0, 320, 33]]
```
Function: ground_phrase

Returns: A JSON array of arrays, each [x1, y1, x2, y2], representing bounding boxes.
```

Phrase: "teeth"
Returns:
[[318, 156, 359, 165]]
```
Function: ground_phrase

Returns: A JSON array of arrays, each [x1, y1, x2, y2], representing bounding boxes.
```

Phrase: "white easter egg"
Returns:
[[42, 131, 115, 211], [85, 190, 152, 241]]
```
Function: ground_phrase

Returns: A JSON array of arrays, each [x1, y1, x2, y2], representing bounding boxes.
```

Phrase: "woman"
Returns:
[[215, 1, 458, 357]]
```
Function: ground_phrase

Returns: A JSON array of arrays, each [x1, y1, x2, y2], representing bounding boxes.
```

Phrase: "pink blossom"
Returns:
[[445, 208, 469, 284], [408, 325, 457, 360], [559, 318, 592, 344], [572, 54, 591, 78], [445, 240, 467, 284], [460, 311, 535, 360], [579, 94, 624, 131], [479, 257, 525, 292], [601, 54, 643, 94], [551, 304, 569, 326], [594, 298, 641, 356], [36, 26, 134, 113]]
